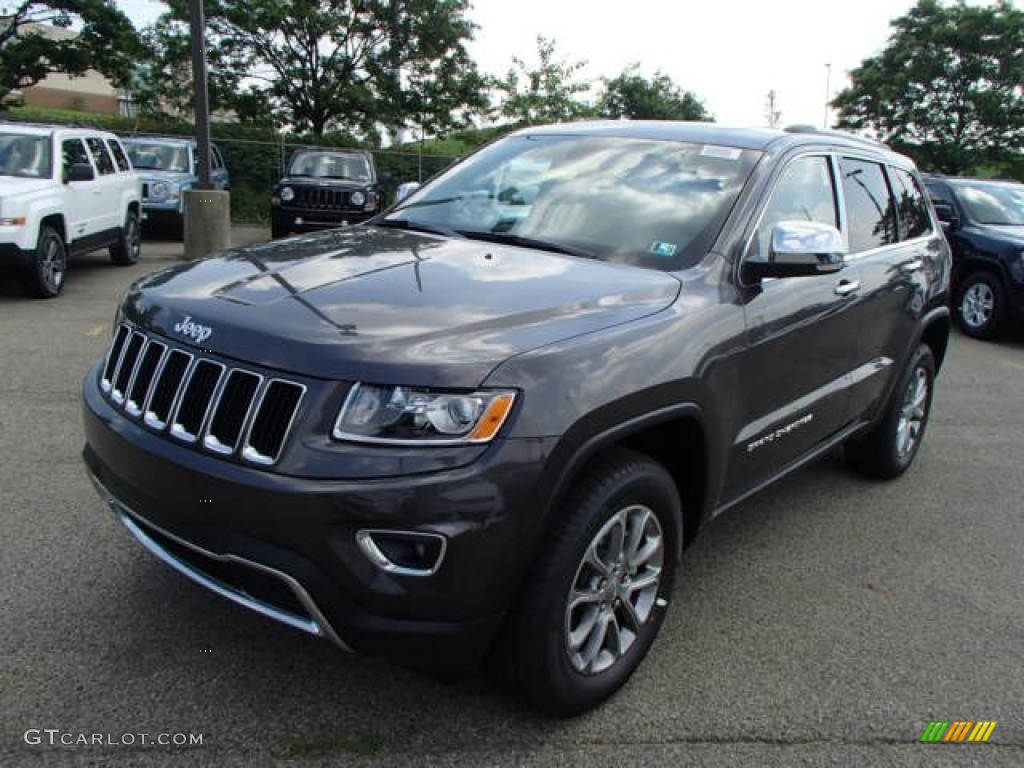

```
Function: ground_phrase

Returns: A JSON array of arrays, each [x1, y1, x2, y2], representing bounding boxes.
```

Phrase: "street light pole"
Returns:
[[189, 0, 212, 189], [823, 63, 832, 129], [183, 0, 230, 259]]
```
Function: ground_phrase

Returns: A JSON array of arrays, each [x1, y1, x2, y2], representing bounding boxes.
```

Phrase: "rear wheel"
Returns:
[[504, 447, 680, 716], [110, 209, 142, 265], [845, 343, 935, 480], [956, 271, 1005, 339], [21, 226, 67, 298]]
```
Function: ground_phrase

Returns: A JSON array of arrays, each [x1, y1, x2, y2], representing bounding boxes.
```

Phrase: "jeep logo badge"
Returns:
[[173, 315, 213, 345]]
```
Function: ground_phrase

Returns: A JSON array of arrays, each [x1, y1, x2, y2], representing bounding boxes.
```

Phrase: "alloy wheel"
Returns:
[[564, 504, 664, 675]]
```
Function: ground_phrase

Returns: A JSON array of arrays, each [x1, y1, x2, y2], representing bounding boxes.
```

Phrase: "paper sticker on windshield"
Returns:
[[700, 145, 742, 160], [649, 241, 678, 257]]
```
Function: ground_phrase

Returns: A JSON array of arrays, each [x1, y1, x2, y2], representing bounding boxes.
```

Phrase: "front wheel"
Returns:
[[956, 271, 1005, 339], [504, 447, 681, 716], [270, 216, 290, 239], [21, 226, 67, 298], [110, 209, 142, 265], [845, 343, 935, 480]]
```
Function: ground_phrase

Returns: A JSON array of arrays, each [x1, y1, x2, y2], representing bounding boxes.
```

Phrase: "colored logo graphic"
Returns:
[[920, 721, 997, 743]]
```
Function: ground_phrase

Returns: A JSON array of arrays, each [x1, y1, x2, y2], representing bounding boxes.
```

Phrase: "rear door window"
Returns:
[[86, 137, 116, 176], [839, 157, 897, 253], [889, 167, 931, 240]]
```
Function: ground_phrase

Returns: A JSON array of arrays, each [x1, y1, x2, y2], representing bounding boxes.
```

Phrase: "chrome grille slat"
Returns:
[[203, 370, 262, 454], [242, 379, 306, 465], [125, 340, 166, 417], [170, 360, 225, 443], [111, 332, 146, 404], [101, 325, 131, 392], [144, 349, 193, 430], [99, 324, 305, 466]]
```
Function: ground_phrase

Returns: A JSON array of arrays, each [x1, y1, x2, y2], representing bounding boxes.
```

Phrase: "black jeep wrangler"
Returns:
[[83, 122, 951, 716], [270, 148, 385, 238]]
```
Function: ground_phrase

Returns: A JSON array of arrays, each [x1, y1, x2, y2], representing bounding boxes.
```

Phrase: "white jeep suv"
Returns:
[[0, 122, 142, 298]]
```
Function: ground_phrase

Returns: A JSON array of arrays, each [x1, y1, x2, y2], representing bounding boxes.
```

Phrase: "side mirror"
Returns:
[[933, 202, 959, 229], [377, 171, 393, 187], [743, 221, 846, 280], [395, 181, 421, 203], [65, 162, 94, 183]]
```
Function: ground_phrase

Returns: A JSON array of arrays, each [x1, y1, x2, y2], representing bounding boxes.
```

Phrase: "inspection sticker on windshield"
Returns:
[[700, 145, 742, 160], [649, 241, 678, 257]]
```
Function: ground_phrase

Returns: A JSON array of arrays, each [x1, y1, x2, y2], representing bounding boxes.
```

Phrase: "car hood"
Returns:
[[975, 223, 1024, 246], [122, 226, 681, 387], [278, 176, 371, 189], [135, 170, 194, 184], [0, 177, 54, 199]]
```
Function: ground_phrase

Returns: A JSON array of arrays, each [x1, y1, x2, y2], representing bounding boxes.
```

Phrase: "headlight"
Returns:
[[150, 181, 170, 199], [333, 383, 516, 445], [280, 186, 295, 202], [0, 216, 26, 226], [350, 190, 366, 207]]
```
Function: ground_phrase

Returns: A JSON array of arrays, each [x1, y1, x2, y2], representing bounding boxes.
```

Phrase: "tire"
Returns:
[[845, 344, 935, 480], [21, 226, 67, 299], [955, 271, 1005, 339], [109, 209, 142, 265], [504, 447, 681, 717], [271, 216, 289, 239]]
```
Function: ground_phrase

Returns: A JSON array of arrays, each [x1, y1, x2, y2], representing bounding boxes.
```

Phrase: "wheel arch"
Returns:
[[919, 307, 951, 372], [39, 213, 66, 242], [540, 403, 711, 561]]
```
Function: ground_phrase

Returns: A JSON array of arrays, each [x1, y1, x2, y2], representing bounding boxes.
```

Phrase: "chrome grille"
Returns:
[[100, 324, 305, 466]]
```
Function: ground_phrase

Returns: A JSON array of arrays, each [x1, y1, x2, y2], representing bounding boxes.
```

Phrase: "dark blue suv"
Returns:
[[924, 175, 1024, 339]]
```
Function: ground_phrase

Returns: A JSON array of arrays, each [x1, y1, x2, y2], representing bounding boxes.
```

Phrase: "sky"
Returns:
[[114, 0, 946, 128]]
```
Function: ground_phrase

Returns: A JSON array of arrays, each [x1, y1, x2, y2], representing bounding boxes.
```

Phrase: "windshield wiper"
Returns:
[[375, 218, 465, 239], [459, 231, 597, 260]]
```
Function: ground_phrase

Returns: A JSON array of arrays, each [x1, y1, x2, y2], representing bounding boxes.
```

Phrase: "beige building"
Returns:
[[9, 24, 133, 116]]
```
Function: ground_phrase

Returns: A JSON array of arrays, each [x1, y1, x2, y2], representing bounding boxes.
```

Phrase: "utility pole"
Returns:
[[183, 0, 231, 259], [823, 63, 831, 128], [189, 0, 212, 190], [765, 90, 781, 129]]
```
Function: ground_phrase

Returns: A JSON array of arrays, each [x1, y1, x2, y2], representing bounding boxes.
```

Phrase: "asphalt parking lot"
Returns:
[[1, 230, 1022, 767]]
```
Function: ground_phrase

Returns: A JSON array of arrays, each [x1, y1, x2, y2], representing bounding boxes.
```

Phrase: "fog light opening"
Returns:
[[356, 530, 447, 577]]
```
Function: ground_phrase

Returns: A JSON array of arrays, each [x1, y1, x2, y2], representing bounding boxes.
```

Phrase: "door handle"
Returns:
[[903, 259, 924, 272], [834, 280, 860, 296]]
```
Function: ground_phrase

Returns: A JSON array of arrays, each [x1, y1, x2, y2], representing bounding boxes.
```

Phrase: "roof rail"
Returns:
[[783, 124, 890, 149]]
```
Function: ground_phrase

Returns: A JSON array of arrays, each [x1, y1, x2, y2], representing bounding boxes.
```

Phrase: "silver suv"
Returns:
[[0, 122, 142, 298]]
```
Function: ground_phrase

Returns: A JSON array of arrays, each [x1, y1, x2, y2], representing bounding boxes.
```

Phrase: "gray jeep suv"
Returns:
[[83, 121, 950, 716]]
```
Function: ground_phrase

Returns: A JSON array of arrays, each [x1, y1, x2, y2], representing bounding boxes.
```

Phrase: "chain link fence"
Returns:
[[119, 131, 459, 223]]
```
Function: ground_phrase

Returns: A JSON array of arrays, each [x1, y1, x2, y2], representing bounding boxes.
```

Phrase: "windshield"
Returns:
[[124, 141, 191, 172], [288, 151, 372, 182], [955, 181, 1024, 225], [0, 134, 53, 178], [386, 134, 761, 270]]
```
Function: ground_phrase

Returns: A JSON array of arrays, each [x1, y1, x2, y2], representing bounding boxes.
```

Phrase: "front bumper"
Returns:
[[272, 205, 377, 231], [0, 241, 34, 269], [82, 365, 555, 671]]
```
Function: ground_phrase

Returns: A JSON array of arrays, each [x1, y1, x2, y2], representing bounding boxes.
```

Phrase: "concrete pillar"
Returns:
[[183, 189, 231, 260]]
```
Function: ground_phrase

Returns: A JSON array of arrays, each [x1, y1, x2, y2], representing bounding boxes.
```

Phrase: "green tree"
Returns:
[[136, 0, 487, 138], [598, 64, 713, 122], [833, 0, 1024, 174], [0, 1, 141, 107], [494, 36, 594, 125]]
